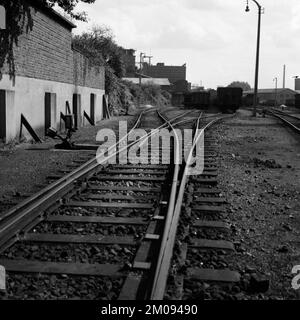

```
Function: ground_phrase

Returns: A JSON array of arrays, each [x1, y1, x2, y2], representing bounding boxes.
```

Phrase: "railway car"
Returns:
[[217, 87, 243, 112], [295, 94, 300, 109], [183, 91, 210, 109]]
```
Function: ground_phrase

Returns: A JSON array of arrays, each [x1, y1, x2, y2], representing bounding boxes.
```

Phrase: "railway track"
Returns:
[[0, 108, 235, 300], [267, 108, 300, 133], [152, 112, 240, 300]]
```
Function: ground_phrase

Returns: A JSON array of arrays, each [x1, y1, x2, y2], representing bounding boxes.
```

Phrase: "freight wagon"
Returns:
[[217, 87, 243, 112], [183, 91, 210, 109]]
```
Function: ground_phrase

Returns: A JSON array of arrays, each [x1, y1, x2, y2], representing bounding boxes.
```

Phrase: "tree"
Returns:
[[228, 81, 251, 91], [72, 26, 125, 93], [0, 0, 95, 81]]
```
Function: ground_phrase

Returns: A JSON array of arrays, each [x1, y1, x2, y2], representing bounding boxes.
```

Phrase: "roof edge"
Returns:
[[28, 0, 76, 29]]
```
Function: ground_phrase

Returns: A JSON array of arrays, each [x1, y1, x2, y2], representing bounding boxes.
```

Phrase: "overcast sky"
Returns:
[[73, 0, 300, 90]]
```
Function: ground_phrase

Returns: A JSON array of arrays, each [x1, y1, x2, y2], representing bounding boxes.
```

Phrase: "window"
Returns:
[[0, 5, 6, 30]]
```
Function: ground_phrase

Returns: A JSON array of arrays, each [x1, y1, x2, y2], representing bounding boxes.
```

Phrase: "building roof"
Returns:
[[122, 77, 171, 86], [29, 0, 76, 29], [244, 88, 297, 95]]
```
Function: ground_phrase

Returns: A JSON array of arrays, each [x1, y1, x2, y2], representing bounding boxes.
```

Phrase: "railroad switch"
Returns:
[[46, 114, 76, 149]]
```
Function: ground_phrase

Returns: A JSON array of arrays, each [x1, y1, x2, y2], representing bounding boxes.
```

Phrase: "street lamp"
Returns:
[[273, 77, 278, 107], [245, 0, 264, 117]]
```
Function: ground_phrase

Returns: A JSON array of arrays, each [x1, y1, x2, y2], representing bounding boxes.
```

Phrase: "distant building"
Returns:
[[191, 86, 205, 92], [243, 88, 297, 106], [142, 62, 186, 84], [172, 80, 191, 93], [295, 78, 300, 91], [120, 48, 136, 77], [122, 77, 171, 91]]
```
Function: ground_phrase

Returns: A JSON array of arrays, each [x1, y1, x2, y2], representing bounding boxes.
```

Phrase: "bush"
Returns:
[[107, 80, 171, 116], [72, 26, 171, 116]]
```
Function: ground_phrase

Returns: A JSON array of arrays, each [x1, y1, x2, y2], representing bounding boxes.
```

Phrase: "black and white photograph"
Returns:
[[0, 0, 299, 308]]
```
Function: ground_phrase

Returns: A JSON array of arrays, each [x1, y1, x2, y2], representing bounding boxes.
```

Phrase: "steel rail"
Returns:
[[268, 110, 300, 133], [0, 107, 190, 224], [172, 113, 221, 128], [150, 113, 234, 300], [0, 109, 196, 249], [150, 110, 201, 299], [0, 111, 146, 225], [269, 108, 300, 121]]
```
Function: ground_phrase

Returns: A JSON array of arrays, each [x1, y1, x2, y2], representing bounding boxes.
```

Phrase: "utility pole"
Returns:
[[245, 0, 264, 117], [283, 64, 286, 89], [139, 52, 145, 86], [273, 77, 278, 107]]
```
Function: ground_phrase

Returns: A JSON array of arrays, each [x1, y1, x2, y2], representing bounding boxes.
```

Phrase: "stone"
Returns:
[[249, 274, 269, 293], [282, 224, 292, 231], [245, 265, 256, 274], [277, 245, 289, 253], [123, 247, 132, 254], [0, 265, 5, 291]]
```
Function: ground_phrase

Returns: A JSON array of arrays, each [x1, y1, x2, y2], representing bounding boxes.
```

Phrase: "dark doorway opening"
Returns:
[[73, 94, 82, 129], [45, 92, 57, 135], [0, 90, 6, 141], [90, 93, 95, 124]]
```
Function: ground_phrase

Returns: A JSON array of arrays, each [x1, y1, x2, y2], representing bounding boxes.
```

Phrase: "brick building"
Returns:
[[0, 1, 105, 142], [142, 63, 186, 84]]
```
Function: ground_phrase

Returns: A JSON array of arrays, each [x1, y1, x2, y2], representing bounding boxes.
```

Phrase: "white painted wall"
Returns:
[[0, 75, 104, 142]]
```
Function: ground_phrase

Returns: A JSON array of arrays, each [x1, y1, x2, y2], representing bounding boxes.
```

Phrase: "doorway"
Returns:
[[73, 94, 82, 129], [0, 90, 6, 141], [45, 92, 57, 134], [90, 93, 96, 124]]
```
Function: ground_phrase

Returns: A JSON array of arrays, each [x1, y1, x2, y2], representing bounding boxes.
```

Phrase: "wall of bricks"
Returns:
[[73, 50, 105, 90], [7, 6, 104, 90], [0, 3, 105, 142]]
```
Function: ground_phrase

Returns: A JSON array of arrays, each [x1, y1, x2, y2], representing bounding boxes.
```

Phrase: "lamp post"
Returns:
[[139, 52, 145, 86], [245, 0, 263, 117], [273, 77, 278, 107]]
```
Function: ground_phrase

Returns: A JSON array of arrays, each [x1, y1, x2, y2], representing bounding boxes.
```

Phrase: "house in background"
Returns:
[[243, 88, 297, 106], [122, 77, 171, 91], [142, 62, 186, 84], [0, 1, 105, 143]]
